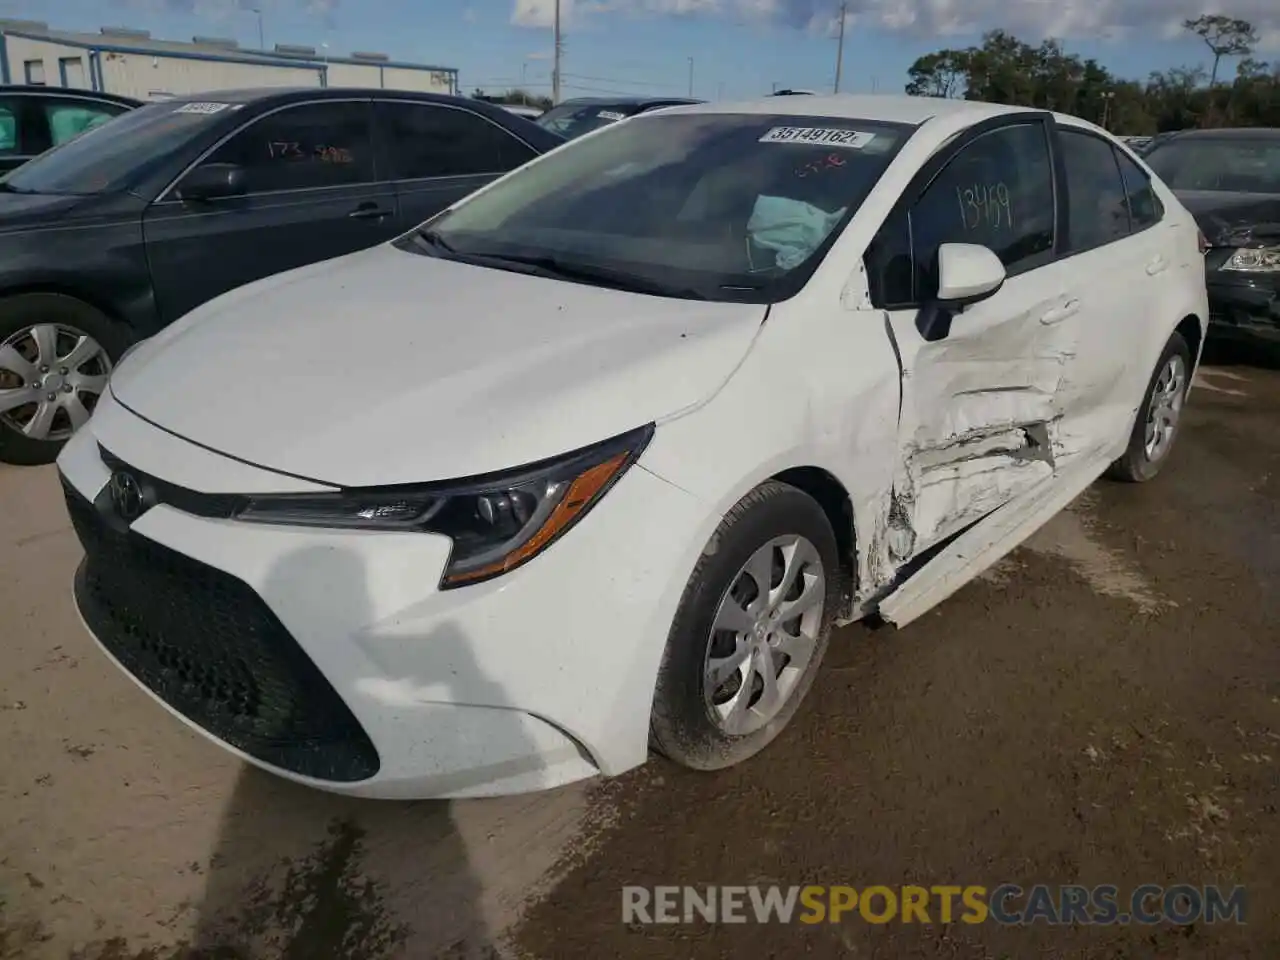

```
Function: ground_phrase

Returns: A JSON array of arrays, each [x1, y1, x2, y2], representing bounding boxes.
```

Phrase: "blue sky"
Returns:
[[6, 0, 1279, 99]]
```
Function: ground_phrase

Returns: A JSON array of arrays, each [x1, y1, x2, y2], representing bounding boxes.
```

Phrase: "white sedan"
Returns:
[[58, 95, 1206, 798]]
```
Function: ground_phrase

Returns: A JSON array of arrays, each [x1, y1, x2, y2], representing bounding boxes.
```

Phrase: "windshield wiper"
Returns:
[[0, 182, 35, 194], [464, 252, 709, 300], [411, 228, 458, 255]]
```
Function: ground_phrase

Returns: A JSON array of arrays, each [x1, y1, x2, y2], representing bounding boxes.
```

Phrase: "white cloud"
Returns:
[[512, 0, 1280, 51]]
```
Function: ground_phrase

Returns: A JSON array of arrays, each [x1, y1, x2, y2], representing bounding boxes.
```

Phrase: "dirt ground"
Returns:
[[2, 351, 1278, 960]]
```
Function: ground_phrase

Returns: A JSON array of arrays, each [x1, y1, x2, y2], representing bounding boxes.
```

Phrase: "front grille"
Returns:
[[64, 477, 380, 783]]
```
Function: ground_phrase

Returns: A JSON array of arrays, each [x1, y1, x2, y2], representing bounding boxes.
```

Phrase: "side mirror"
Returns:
[[176, 162, 247, 201], [936, 242, 1006, 306], [916, 243, 1006, 343]]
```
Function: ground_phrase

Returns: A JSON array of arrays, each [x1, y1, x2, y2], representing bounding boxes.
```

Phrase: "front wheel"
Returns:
[[1106, 330, 1191, 483], [0, 294, 123, 467], [650, 481, 839, 771]]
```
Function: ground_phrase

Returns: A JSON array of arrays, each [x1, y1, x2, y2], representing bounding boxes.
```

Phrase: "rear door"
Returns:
[[865, 116, 1084, 563], [374, 100, 539, 232], [142, 99, 398, 323], [1050, 127, 1157, 448]]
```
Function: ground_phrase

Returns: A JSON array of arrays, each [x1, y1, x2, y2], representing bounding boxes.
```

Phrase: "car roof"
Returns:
[[666, 93, 1038, 126], [161, 87, 478, 107], [553, 96, 702, 107], [0, 84, 142, 106], [1156, 127, 1280, 141]]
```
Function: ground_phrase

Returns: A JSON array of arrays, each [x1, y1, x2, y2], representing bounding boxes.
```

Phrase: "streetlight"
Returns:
[[687, 56, 694, 97], [1100, 91, 1116, 130], [246, 4, 265, 50]]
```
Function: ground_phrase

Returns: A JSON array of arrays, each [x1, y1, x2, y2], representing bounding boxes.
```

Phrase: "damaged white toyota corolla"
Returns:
[[59, 95, 1206, 798]]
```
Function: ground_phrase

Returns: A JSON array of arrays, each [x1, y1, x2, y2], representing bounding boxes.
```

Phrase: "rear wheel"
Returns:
[[650, 481, 839, 770], [1106, 330, 1191, 483], [0, 295, 123, 466]]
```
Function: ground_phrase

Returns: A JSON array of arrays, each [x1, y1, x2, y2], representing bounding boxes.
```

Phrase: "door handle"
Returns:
[[348, 203, 391, 221], [1040, 299, 1080, 325], [1145, 256, 1168, 276]]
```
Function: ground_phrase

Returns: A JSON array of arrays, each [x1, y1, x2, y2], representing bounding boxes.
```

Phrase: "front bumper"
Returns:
[[57, 394, 710, 798], [1206, 272, 1280, 343]]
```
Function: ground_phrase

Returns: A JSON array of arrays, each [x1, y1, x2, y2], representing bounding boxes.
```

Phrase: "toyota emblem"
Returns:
[[109, 471, 145, 522]]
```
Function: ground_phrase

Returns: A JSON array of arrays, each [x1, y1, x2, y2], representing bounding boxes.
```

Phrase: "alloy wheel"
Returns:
[[1143, 352, 1186, 463], [0, 324, 112, 442]]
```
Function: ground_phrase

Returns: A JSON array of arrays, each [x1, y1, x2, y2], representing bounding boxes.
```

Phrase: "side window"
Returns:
[[379, 103, 536, 180], [1116, 150, 1163, 231], [199, 101, 375, 195], [45, 102, 127, 147], [1059, 130, 1130, 252], [0, 100, 17, 156], [909, 123, 1055, 300]]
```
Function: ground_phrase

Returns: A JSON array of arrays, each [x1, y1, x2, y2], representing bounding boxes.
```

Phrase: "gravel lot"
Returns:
[[2, 355, 1278, 959]]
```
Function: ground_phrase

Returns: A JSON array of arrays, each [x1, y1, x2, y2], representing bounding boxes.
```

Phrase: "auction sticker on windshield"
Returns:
[[598, 110, 626, 121], [173, 102, 235, 115], [759, 127, 876, 148]]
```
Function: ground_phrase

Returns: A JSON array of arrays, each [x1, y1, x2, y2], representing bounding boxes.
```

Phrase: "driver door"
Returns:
[[866, 116, 1081, 566]]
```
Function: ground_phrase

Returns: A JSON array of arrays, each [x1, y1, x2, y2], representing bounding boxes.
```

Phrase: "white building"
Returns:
[[0, 20, 457, 101]]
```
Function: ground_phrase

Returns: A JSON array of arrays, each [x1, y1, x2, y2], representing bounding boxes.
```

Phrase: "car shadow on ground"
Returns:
[[1200, 336, 1280, 370], [167, 545, 537, 959]]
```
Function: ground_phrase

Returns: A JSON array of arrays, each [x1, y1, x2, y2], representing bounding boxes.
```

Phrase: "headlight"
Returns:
[[234, 424, 654, 588], [1222, 245, 1280, 273]]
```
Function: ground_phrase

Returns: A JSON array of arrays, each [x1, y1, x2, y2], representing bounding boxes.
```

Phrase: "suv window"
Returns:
[[1060, 129, 1130, 252], [1116, 149, 1163, 230], [200, 101, 375, 195], [44, 101, 127, 147], [0, 101, 17, 155], [380, 102, 534, 179], [909, 122, 1055, 301]]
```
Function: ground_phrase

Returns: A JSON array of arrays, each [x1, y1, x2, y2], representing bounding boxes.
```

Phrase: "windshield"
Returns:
[[401, 112, 911, 303], [536, 101, 638, 139], [2, 100, 235, 196], [1145, 137, 1280, 194]]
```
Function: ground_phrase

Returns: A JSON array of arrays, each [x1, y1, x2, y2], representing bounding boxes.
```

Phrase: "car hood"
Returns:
[[0, 190, 87, 231], [1175, 189, 1280, 246], [110, 245, 767, 487]]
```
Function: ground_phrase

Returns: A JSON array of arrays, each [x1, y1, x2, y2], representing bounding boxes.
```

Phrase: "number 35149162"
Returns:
[[956, 182, 1013, 231]]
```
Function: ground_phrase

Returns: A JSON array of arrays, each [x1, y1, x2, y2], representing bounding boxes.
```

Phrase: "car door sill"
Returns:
[[873, 448, 1116, 629]]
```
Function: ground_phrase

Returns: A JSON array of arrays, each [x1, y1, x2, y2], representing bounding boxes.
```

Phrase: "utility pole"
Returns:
[[248, 5, 265, 50], [552, 0, 562, 104], [1100, 90, 1115, 130], [833, 0, 846, 93], [687, 56, 694, 97]]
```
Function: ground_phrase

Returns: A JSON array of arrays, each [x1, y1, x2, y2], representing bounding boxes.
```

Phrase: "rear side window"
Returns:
[[44, 102, 127, 147], [1060, 130, 1130, 252], [1116, 150, 1163, 230], [908, 122, 1056, 301], [0, 100, 17, 155], [379, 102, 535, 180], [202, 101, 375, 195]]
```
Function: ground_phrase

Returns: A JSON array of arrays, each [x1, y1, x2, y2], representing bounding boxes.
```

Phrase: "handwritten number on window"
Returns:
[[955, 182, 1013, 231], [794, 153, 848, 179]]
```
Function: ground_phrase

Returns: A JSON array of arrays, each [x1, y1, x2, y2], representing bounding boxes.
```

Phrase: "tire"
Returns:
[[650, 480, 840, 771], [0, 294, 127, 467], [1106, 330, 1192, 483]]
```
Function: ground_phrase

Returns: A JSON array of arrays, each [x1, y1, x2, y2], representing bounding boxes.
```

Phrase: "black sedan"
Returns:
[[0, 85, 141, 174], [535, 95, 701, 140], [0, 87, 563, 465], [1144, 128, 1280, 347]]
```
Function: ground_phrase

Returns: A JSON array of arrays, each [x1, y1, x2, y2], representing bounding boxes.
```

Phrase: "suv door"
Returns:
[[865, 116, 1084, 562], [1052, 127, 1160, 443], [142, 99, 398, 323], [375, 100, 538, 231]]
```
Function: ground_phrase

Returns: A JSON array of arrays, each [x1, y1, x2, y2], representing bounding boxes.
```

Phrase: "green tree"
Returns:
[[1184, 14, 1259, 86]]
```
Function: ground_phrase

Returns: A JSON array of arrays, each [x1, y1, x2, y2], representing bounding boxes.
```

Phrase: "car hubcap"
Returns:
[[1143, 353, 1186, 462], [0, 324, 112, 442], [704, 535, 825, 736]]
